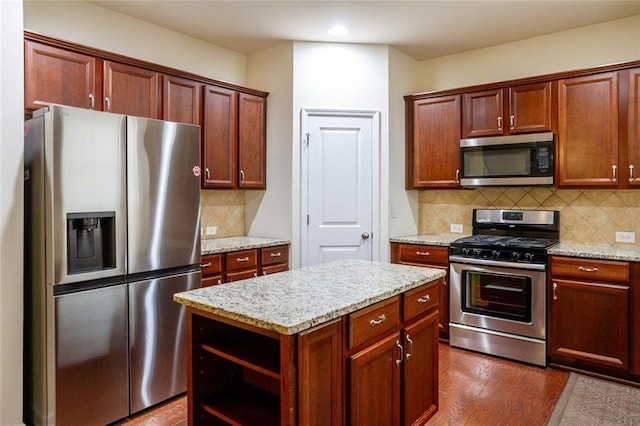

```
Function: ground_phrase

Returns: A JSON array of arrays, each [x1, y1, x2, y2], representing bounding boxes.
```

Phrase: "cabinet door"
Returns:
[[403, 311, 439, 426], [103, 61, 160, 118], [298, 318, 343, 426], [238, 93, 267, 189], [508, 82, 552, 134], [350, 332, 401, 426], [25, 40, 100, 110], [627, 68, 640, 187], [163, 75, 202, 125], [557, 72, 619, 187], [549, 278, 629, 370], [407, 95, 461, 188], [202, 85, 238, 188], [462, 89, 504, 138]]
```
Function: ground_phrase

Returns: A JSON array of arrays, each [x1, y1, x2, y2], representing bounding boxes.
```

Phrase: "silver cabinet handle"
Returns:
[[395, 340, 404, 366], [417, 294, 431, 304], [217, 279, 222, 285], [630, 165, 635, 182], [270, 252, 282, 257], [455, 169, 460, 183], [205, 167, 210, 180], [253, 272, 258, 278], [509, 115, 515, 129], [497, 116, 503, 132], [552, 282, 558, 300], [578, 266, 599, 273], [240, 169, 245, 181], [201, 262, 212, 268], [369, 314, 386, 327], [262, 271, 267, 276], [405, 334, 414, 359], [88, 93, 95, 110], [362, 232, 370, 240], [237, 256, 249, 262], [416, 251, 430, 256], [104, 96, 111, 112], [612, 165, 617, 182]]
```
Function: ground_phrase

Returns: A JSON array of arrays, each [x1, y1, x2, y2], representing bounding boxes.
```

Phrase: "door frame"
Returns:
[[300, 108, 380, 267]]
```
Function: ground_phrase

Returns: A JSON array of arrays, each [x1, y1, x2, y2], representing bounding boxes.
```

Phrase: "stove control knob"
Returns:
[[473, 249, 482, 257], [491, 250, 501, 259], [524, 253, 535, 262], [510, 252, 521, 261]]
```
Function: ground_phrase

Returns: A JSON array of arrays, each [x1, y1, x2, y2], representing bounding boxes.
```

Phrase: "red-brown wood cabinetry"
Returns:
[[626, 68, 640, 187], [103, 60, 160, 118], [200, 244, 289, 286], [163, 75, 202, 125]]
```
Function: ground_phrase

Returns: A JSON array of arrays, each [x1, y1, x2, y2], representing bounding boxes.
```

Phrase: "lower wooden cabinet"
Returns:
[[201, 244, 289, 286], [549, 256, 631, 372], [391, 242, 450, 339]]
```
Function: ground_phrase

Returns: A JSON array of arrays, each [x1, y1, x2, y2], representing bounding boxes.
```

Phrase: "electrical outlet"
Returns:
[[615, 231, 635, 243], [205, 226, 217, 236], [450, 224, 464, 233]]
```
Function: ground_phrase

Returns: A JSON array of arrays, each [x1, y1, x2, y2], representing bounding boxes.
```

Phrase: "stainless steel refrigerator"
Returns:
[[24, 104, 201, 425]]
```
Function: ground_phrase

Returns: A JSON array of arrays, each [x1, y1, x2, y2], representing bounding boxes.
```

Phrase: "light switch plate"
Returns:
[[450, 224, 464, 233], [615, 231, 635, 243], [205, 226, 217, 236]]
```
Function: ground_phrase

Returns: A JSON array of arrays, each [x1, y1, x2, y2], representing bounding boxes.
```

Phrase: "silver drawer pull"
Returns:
[[396, 340, 404, 366], [416, 251, 430, 256], [270, 252, 282, 257], [578, 266, 599, 273], [417, 295, 431, 304], [201, 262, 212, 268], [237, 256, 250, 262], [369, 314, 386, 327]]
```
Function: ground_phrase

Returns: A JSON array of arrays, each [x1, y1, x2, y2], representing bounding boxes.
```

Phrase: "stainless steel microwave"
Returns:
[[459, 132, 554, 187]]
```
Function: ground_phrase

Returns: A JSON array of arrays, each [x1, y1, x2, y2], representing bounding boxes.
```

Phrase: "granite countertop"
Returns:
[[174, 259, 445, 335], [201, 236, 290, 255], [548, 242, 640, 262], [390, 234, 468, 246]]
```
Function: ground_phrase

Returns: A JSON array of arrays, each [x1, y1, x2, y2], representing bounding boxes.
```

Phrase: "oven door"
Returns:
[[449, 257, 546, 340]]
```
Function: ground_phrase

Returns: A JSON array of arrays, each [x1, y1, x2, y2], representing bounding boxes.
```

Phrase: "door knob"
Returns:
[[362, 232, 370, 240]]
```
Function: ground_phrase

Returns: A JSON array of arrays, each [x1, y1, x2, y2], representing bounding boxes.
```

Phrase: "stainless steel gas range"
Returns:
[[448, 209, 559, 367]]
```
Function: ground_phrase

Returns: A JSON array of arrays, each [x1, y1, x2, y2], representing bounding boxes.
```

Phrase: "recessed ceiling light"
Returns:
[[328, 25, 349, 37]]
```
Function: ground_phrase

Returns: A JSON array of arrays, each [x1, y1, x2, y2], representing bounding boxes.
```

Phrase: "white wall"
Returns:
[[23, 0, 247, 84], [291, 42, 390, 266], [0, 1, 24, 424], [245, 43, 294, 242], [416, 14, 640, 91]]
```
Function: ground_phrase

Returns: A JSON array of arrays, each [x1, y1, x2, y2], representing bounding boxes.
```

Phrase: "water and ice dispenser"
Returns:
[[67, 212, 116, 274]]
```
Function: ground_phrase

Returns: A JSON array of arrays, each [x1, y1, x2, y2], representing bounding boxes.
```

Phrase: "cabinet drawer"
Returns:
[[226, 249, 258, 271], [261, 245, 289, 266], [349, 296, 400, 349], [404, 279, 440, 321], [262, 263, 288, 276], [550, 257, 629, 283], [397, 244, 448, 265], [226, 268, 258, 282], [202, 275, 222, 287], [201, 254, 222, 276]]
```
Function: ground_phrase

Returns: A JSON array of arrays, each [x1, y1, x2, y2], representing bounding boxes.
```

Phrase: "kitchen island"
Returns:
[[174, 259, 445, 425]]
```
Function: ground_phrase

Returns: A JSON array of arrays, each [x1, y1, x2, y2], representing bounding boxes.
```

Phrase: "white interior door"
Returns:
[[302, 110, 379, 266]]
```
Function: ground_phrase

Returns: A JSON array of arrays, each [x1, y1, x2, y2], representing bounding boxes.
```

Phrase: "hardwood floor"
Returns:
[[116, 343, 569, 425]]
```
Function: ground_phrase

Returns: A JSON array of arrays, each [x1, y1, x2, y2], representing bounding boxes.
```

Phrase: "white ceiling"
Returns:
[[91, 1, 640, 61]]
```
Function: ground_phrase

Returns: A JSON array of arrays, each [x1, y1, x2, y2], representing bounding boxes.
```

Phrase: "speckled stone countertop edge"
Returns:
[[174, 260, 446, 335], [548, 242, 640, 262], [390, 234, 468, 246], [201, 236, 291, 255]]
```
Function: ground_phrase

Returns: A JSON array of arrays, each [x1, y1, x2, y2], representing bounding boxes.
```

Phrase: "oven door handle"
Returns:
[[448, 255, 547, 271]]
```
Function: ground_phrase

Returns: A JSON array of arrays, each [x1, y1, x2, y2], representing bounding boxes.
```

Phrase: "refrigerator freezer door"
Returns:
[[54, 284, 129, 425], [128, 270, 201, 413], [126, 117, 201, 273], [46, 105, 127, 285]]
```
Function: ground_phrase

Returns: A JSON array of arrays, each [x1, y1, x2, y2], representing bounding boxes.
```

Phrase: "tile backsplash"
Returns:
[[200, 190, 245, 239], [418, 187, 640, 245]]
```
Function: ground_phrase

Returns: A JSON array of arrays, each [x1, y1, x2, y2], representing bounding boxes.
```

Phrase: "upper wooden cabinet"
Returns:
[[103, 61, 160, 119], [406, 95, 461, 188], [462, 82, 552, 138], [24, 40, 100, 110], [163, 75, 202, 125], [627, 68, 640, 188], [202, 87, 267, 190], [557, 72, 619, 188]]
